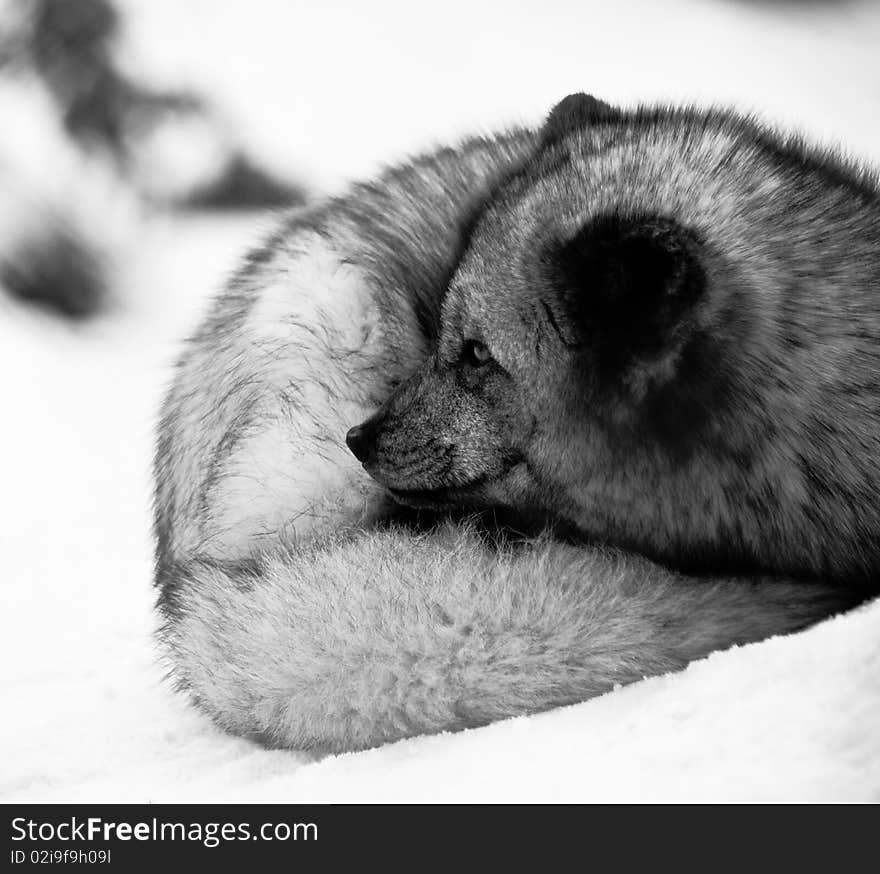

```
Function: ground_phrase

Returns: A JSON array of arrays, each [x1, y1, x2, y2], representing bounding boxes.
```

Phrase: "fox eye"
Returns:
[[461, 339, 493, 368]]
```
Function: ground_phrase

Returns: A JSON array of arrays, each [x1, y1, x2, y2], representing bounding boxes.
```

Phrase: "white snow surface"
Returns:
[[2, 0, 880, 803]]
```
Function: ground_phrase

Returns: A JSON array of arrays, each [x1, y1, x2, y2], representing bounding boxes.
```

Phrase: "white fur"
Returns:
[[166, 524, 853, 753], [213, 237, 387, 551], [164, 233, 389, 557]]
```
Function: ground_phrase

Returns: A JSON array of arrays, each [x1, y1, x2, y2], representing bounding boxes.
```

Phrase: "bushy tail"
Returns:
[[159, 523, 864, 754]]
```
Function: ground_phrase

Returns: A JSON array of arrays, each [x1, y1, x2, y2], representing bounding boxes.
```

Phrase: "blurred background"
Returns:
[[1, 0, 880, 801], [2, 0, 879, 323]]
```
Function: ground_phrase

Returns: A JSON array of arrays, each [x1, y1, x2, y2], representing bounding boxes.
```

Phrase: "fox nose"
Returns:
[[345, 421, 376, 463]]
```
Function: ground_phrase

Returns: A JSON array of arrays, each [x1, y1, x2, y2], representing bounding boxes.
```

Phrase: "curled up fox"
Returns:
[[154, 94, 879, 753]]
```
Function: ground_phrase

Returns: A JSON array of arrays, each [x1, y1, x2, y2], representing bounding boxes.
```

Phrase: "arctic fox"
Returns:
[[155, 96, 874, 753]]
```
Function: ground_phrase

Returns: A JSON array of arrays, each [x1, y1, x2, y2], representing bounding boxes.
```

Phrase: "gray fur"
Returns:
[[155, 102, 873, 754], [358, 99, 880, 587], [162, 524, 858, 754]]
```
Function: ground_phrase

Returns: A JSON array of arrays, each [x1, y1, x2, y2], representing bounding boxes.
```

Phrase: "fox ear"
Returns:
[[554, 213, 705, 380], [541, 93, 619, 146]]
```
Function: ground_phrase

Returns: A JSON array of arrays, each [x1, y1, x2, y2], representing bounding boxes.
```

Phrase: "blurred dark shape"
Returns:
[[20, 0, 128, 152], [0, 225, 106, 319], [0, 0, 186, 162], [183, 154, 308, 211], [3, 0, 302, 201], [0, 0, 306, 319]]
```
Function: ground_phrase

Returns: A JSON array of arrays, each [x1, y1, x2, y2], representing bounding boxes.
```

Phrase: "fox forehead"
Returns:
[[440, 266, 569, 379], [440, 202, 583, 374]]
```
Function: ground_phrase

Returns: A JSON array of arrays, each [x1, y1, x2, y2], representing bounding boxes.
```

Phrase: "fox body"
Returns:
[[155, 96, 875, 753]]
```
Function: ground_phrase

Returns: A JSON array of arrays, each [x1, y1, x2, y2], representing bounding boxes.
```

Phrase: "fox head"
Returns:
[[346, 94, 733, 533]]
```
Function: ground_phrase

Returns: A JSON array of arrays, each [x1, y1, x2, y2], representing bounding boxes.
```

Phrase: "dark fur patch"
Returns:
[[631, 330, 738, 462], [550, 212, 705, 377], [541, 93, 620, 147]]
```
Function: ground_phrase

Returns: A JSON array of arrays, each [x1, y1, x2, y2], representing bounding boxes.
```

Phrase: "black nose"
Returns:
[[346, 422, 374, 463]]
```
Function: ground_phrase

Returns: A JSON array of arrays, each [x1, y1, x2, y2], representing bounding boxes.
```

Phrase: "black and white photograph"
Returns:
[[2, 0, 879, 819]]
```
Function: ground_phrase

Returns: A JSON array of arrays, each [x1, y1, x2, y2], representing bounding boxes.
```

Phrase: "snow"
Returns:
[[2, 0, 879, 803]]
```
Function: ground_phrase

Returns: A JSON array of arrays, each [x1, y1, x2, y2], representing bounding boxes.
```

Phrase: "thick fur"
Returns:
[[354, 98, 880, 587], [162, 524, 856, 753], [155, 103, 872, 754]]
